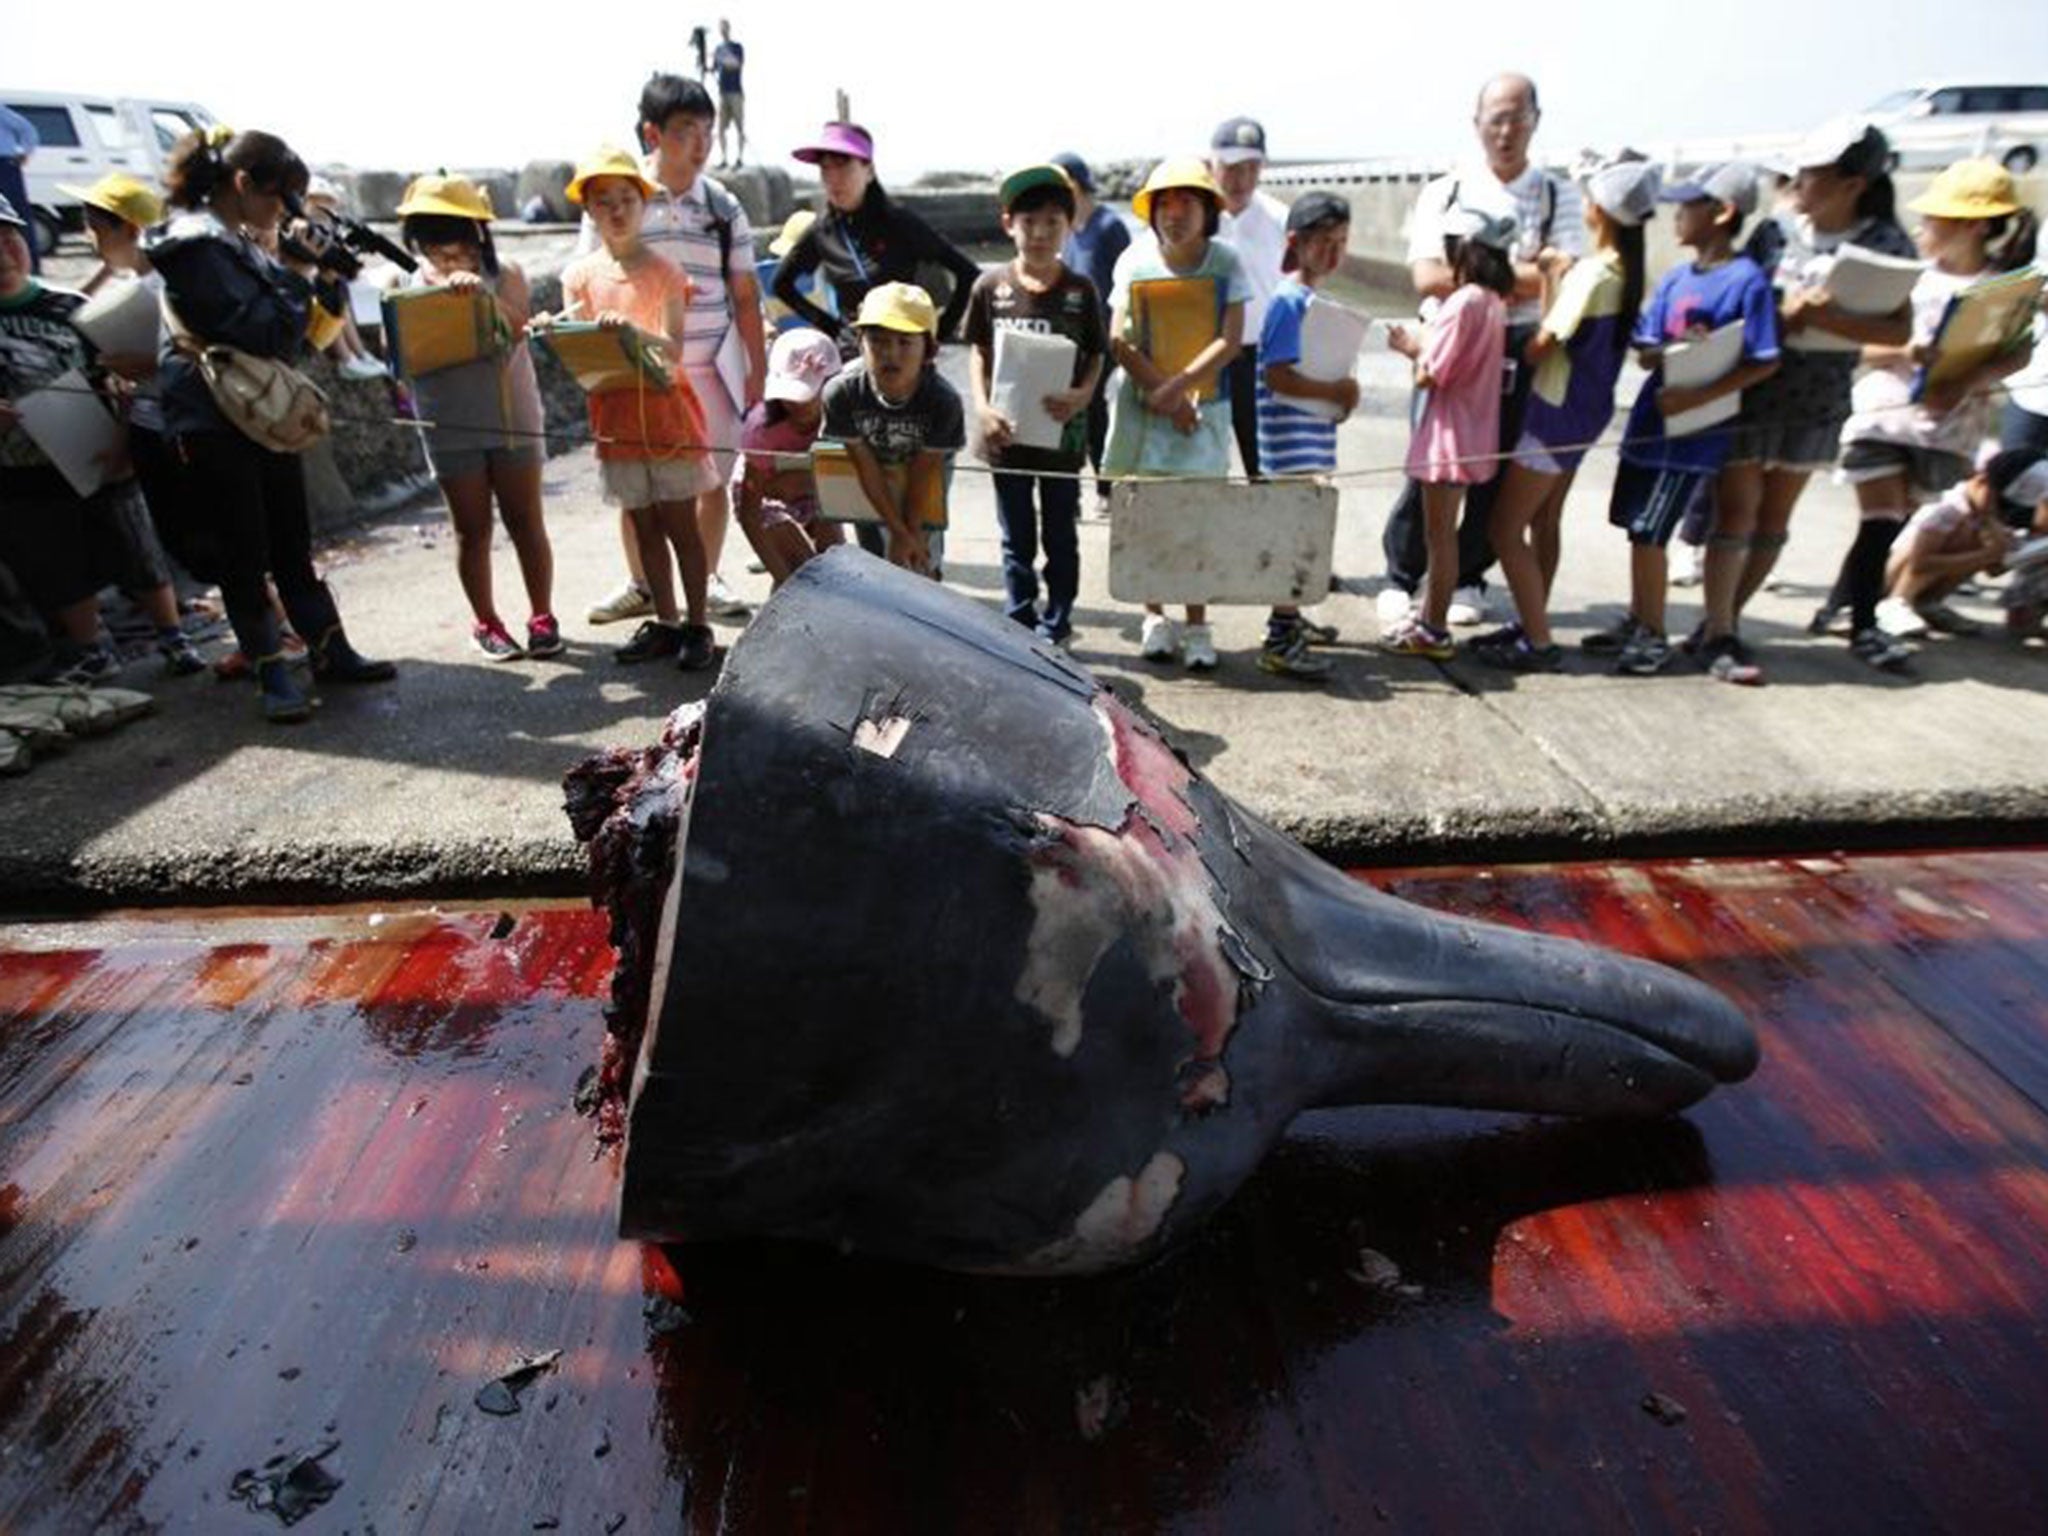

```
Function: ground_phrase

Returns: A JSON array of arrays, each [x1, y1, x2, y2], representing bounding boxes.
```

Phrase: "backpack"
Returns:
[[163, 299, 331, 454]]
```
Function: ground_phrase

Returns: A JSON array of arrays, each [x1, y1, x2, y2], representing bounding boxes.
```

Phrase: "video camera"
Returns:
[[279, 190, 418, 279]]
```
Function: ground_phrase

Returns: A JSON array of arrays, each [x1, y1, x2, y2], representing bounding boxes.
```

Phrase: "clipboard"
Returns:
[[381, 286, 512, 378], [14, 370, 125, 497], [1785, 244, 1922, 354], [1128, 276, 1224, 402], [990, 328, 1079, 451], [533, 322, 673, 395], [1288, 297, 1370, 422], [69, 278, 161, 357], [812, 441, 948, 528], [1660, 319, 1747, 437], [1913, 268, 2046, 401]]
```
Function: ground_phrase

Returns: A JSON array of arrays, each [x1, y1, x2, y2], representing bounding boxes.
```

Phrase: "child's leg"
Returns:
[[1734, 468, 1813, 614], [619, 509, 649, 589], [764, 522, 816, 583], [1534, 473, 1573, 598], [991, 471, 1043, 628], [1703, 463, 1755, 640], [628, 505, 680, 624], [1418, 483, 1462, 631], [489, 454, 554, 620], [1039, 473, 1081, 639], [657, 500, 709, 626], [441, 470, 500, 624], [1845, 473, 1912, 634], [1631, 542, 1670, 637], [1487, 463, 1555, 645]]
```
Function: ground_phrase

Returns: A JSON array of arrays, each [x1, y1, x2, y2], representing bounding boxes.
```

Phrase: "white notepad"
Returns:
[[1287, 298, 1371, 422], [1785, 244, 1923, 354], [15, 371, 125, 497], [1661, 320, 1748, 437], [69, 278, 161, 357], [990, 329, 1078, 451]]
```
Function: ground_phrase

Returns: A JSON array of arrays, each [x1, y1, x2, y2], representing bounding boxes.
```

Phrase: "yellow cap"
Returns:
[[769, 208, 816, 257], [566, 148, 660, 206], [396, 173, 494, 222], [854, 281, 938, 336], [1131, 157, 1222, 224], [55, 172, 163, 230], [1907, 159, 2022, 221]]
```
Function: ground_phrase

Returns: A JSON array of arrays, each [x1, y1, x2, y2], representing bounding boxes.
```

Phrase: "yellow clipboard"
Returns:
[[1916, 268, 2046, 400], [534, 322, 673, 395], [812, 441, 948, 529], [381, 286, 511, 378], [1128, 276, 1225, 402]]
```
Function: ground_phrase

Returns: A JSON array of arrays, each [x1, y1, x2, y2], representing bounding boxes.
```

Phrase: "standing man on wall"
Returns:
[[1378, 73, 1582, 630], [713, 20, 747, 170], [1211, 116, 1287, 481]]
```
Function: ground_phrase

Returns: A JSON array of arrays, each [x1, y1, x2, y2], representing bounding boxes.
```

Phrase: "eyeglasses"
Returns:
[[1477, 110, 1538, 130]]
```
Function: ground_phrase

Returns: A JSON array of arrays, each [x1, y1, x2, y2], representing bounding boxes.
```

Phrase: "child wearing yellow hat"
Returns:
[[819, 281, 963, 578], [1829, 158, 2039, 661], [394, 172, 559, 662], [1102, 156, 1250, 670], [543, 146, 720, 670], [50, 172, 207, 676]]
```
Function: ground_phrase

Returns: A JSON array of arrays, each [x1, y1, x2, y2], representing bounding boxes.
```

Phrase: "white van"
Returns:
[[1, 91, 220, 254], [1863, 83, 2048, 174]]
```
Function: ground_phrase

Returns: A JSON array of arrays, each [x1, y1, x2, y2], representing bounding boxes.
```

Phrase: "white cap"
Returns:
[[765, 328, 842, 403]]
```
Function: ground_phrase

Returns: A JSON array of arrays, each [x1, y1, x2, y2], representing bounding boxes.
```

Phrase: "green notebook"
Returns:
[[534, 322, 673, 395]]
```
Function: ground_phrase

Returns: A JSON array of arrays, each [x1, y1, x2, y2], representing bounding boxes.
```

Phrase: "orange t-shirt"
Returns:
[[560, 247, 711, 462]]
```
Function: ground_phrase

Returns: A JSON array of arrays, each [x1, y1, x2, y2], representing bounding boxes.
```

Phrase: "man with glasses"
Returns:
[[1377, 73, 1583, 632]]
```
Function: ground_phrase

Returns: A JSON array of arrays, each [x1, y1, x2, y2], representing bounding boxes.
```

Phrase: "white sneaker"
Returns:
[[706, 572, 751, 619], [1140, 613, 1181, 660], [1447, 585, 1489, 627], [1182, 623, 1218, 672], [338, 354, 388, 381], [587, 581, 654, 625], [1672, 542, 1705, 587], [1375, 587, 1413, 627], [1875, 596, 1927, 640]]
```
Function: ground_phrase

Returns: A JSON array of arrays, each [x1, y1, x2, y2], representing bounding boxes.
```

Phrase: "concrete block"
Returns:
[[350, 171, 408, 222], [718, 165, 793, 232], [517, 161, 577, 223], [1107, 480, 1337, 605]]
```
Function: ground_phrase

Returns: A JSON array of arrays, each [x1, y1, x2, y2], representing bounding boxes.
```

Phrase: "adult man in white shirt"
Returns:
[[1211, 116, 1288, 481], [580, 73, 769, 625], [1378, 73, 1583, 628]]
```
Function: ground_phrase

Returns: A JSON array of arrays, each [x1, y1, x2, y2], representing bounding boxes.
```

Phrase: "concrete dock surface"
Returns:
[[2, 343, 2043, 908]]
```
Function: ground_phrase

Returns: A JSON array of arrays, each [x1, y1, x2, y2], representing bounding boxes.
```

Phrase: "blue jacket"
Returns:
[[147, 211, 314, 437]]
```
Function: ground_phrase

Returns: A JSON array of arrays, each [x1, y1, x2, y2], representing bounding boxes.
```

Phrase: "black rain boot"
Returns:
[[309, 625, 397, 684]]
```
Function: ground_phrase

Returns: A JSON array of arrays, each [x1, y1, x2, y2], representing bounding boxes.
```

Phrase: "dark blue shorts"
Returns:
[[1609, 462, 1710, 548]]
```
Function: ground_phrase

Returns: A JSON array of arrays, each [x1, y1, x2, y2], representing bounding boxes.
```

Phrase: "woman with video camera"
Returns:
[[149, 126, 394, 723]]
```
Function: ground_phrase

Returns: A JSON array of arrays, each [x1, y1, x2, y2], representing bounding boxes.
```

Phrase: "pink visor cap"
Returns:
[[793, 122, 874, 164]]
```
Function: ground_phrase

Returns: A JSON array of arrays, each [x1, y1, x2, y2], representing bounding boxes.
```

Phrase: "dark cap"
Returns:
[[1986, 448, 2048, 517], [1211, 116, 1267, 165], [1281, 190, 1350, 269], [1049, 152, 1094, 194]]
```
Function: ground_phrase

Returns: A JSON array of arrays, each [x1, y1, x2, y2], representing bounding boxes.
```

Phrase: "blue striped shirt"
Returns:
[[1255, 280, 1338, 476]]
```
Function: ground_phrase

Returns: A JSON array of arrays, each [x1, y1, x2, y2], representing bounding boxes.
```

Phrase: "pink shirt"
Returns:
[[1405, 284, 1507, 485]]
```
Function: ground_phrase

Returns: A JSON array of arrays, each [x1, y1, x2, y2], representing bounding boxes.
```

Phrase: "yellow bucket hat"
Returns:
[[854, 281, 938, 336], [1131, 157, 1223, 224], [769, 208, 816, 258], [395, 172, 495, 222], [55, 172, 163, 230], [566, 147, 659, 206], [1908, 159, 2022, 220]]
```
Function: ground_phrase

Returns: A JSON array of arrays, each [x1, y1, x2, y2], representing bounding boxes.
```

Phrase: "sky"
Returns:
[[9, 2, 2047, 180]]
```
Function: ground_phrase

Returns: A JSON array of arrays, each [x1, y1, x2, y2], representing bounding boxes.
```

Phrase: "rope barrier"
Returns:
[[23, 369, 2041, 491]]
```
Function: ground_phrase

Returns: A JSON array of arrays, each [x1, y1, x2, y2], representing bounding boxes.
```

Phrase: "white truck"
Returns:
[[2, 91, 220, 254]]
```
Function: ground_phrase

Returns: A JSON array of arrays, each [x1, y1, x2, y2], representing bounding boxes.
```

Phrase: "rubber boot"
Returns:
[[309, 625, 397, 684], [255, 653, 314, 723]]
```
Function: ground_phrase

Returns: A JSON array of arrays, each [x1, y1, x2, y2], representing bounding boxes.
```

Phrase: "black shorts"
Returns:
[[1609, 462, 1710, 548], [0, 467, 99, 610]]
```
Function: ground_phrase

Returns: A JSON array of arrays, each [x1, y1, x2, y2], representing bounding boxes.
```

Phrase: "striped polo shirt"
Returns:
[[575, 159, 754, 371]]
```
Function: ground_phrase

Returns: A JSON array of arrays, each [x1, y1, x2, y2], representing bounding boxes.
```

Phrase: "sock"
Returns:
[[1847, 519, 1905, 633]]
